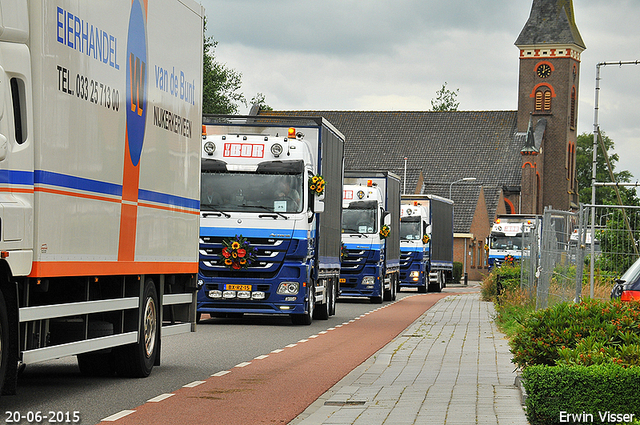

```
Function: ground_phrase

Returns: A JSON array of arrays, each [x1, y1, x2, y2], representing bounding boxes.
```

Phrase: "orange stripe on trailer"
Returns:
[[118, 130, 141, 262], [35, 186, 120, 204], [0, 187, 34, 194], [29, 261, 198, 278], [138, 201, 200, 215]]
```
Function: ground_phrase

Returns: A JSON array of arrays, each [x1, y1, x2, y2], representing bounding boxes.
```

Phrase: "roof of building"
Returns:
[[515, 0, 586, 49], [259, 110, 524, 233]]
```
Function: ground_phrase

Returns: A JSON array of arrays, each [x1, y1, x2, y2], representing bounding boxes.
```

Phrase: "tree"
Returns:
[[250, 93, 272, 111], [202, 18, 246, 114], [430, 82, 459, 112], [575, 132, 638, 206]]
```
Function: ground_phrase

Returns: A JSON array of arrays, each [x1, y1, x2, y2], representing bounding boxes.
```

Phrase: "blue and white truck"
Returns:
[[488, 214, 541, 269], [197, 115, 344, 325], [399, 195, 454, 292], [340, 171, 401, 303]]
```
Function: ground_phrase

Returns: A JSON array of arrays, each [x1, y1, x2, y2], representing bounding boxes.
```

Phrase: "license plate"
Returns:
[[339, 278, 346, 283], [225, 284, 252, 291]]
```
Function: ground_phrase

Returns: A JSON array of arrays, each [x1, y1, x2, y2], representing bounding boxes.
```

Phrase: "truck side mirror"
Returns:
[[313, 196, 325, 213], [383, 211, 391, 226]]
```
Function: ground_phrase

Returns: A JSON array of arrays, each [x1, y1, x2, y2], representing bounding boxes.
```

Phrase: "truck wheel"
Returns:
[[328, 278, 337, 316], [0, 288, 9, 394], [292, 287, 314, 325], [391, 275, 397, 301], [115, 279, 159, 377], [314, 280, 330, 320]]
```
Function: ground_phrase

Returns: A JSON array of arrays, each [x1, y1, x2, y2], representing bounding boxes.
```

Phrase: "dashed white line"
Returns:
[[298, 339, 308, 343], [147, 394, 174, 403], [211, 370, 231, 377], [183, 380, 206, 388], [101, 410, 136, 422], [235, 362, 252, 368], [285, 343, 297, 348], [254, 354, 269, 360], [271, 349, 284, 353]]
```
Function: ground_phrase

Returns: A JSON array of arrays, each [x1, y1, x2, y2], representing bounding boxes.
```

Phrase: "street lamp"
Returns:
[[449, 177, 476, 199]]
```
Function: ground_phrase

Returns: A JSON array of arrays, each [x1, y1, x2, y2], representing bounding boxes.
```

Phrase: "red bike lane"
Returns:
[[99, 293, 449, 425]]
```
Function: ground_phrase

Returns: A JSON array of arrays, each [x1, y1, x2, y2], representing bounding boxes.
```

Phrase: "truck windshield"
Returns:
[[490, 235, 526, 250], [201, 172, 303, 213], [400, 220, 421, 240], [342, 209, 377, 234]]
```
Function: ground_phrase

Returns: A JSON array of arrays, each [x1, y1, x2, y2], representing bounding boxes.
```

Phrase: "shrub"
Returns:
[[523, 364, 640, 425], [510, 299, 640, 368], [451, 261, 463, 283]]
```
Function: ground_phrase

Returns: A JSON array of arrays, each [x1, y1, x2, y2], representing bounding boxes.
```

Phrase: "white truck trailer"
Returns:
[[0, 0, 203, 394]]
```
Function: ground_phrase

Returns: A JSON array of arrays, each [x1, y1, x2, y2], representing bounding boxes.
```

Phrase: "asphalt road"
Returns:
[[1, 291, 435, 425]]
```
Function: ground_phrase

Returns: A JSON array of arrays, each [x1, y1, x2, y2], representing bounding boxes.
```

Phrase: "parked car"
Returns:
[[611, 257, 640, 301]]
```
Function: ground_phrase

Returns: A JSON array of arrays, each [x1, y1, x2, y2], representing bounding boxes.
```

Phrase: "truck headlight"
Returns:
[[410, 271, 420, 278], [208, 290, 223, 299], [362, 276, 375, 285], [277, 282, 299, 295]]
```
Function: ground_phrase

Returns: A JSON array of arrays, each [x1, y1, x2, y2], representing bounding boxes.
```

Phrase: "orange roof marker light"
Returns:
[[367, 180, 373, 187], [288, 127, 296, 139]]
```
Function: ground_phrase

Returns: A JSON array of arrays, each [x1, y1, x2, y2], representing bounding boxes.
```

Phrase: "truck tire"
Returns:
[[314, 278, 336, 320], [114, 279, 159, 377], [0, 288, 9, 394], [291, 287, 314, 325], [391, 275, 397, 301], [328, 278, 337, 316]]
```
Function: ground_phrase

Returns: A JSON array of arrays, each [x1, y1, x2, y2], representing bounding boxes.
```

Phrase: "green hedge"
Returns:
[[523, 364, 640, 425], [510, 299, 640, 368]]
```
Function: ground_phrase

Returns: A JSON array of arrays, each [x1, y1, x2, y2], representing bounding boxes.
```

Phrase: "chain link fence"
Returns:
[[522, 204, 640, 309]]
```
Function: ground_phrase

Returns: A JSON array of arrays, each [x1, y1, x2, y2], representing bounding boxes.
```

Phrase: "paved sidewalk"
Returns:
[[290, 292, 529, 425]]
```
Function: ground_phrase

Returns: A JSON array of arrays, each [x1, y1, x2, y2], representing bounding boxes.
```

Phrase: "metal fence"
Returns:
[[536, 209, 578, 309], [524, 204, 640, 309]]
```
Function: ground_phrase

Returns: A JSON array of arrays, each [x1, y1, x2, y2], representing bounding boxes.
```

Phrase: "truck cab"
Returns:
[[399, 203, 430, 292], [340, 172, 400, 303], [197, 116, 343, 325]]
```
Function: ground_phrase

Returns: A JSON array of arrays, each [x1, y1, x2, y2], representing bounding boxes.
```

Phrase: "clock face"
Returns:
[[537, 63, 552, 78]]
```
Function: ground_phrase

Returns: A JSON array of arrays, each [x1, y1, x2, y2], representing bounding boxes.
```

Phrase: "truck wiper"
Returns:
[[253, 205, 288, 220], [201, 206, 231, 218]]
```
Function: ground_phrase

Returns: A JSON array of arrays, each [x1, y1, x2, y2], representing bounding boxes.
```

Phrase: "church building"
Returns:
[[260, 0, 586, 281]]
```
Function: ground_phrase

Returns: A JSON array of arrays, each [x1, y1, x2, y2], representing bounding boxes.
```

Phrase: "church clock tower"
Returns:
[[515, 0, 586, 212]]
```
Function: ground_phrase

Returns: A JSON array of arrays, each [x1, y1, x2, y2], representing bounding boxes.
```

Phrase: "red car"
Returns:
[[611, 257, 640, 301]]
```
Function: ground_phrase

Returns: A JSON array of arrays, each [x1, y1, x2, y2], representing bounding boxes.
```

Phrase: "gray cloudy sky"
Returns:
[[200, 0, 640, 183]]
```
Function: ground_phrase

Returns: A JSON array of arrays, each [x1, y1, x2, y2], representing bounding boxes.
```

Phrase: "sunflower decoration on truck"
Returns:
[[422, 234, 430, 244], [221, 235, 258, 270], [309, 174, 325, 196], [380, 224, 391, 239]]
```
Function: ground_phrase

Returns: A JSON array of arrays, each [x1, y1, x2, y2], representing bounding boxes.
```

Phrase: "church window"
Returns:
[[570, 87, 576, 129], [535, 88, 552, 112]]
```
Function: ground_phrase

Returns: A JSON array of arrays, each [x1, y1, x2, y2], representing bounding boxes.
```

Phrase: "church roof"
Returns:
[[259, 110, 523, 233], [515, 0, 586, 49]]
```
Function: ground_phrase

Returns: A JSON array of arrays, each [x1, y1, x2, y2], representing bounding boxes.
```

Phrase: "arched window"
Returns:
[[570, 87, 576, 128], [535, 88, 552, 112]]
